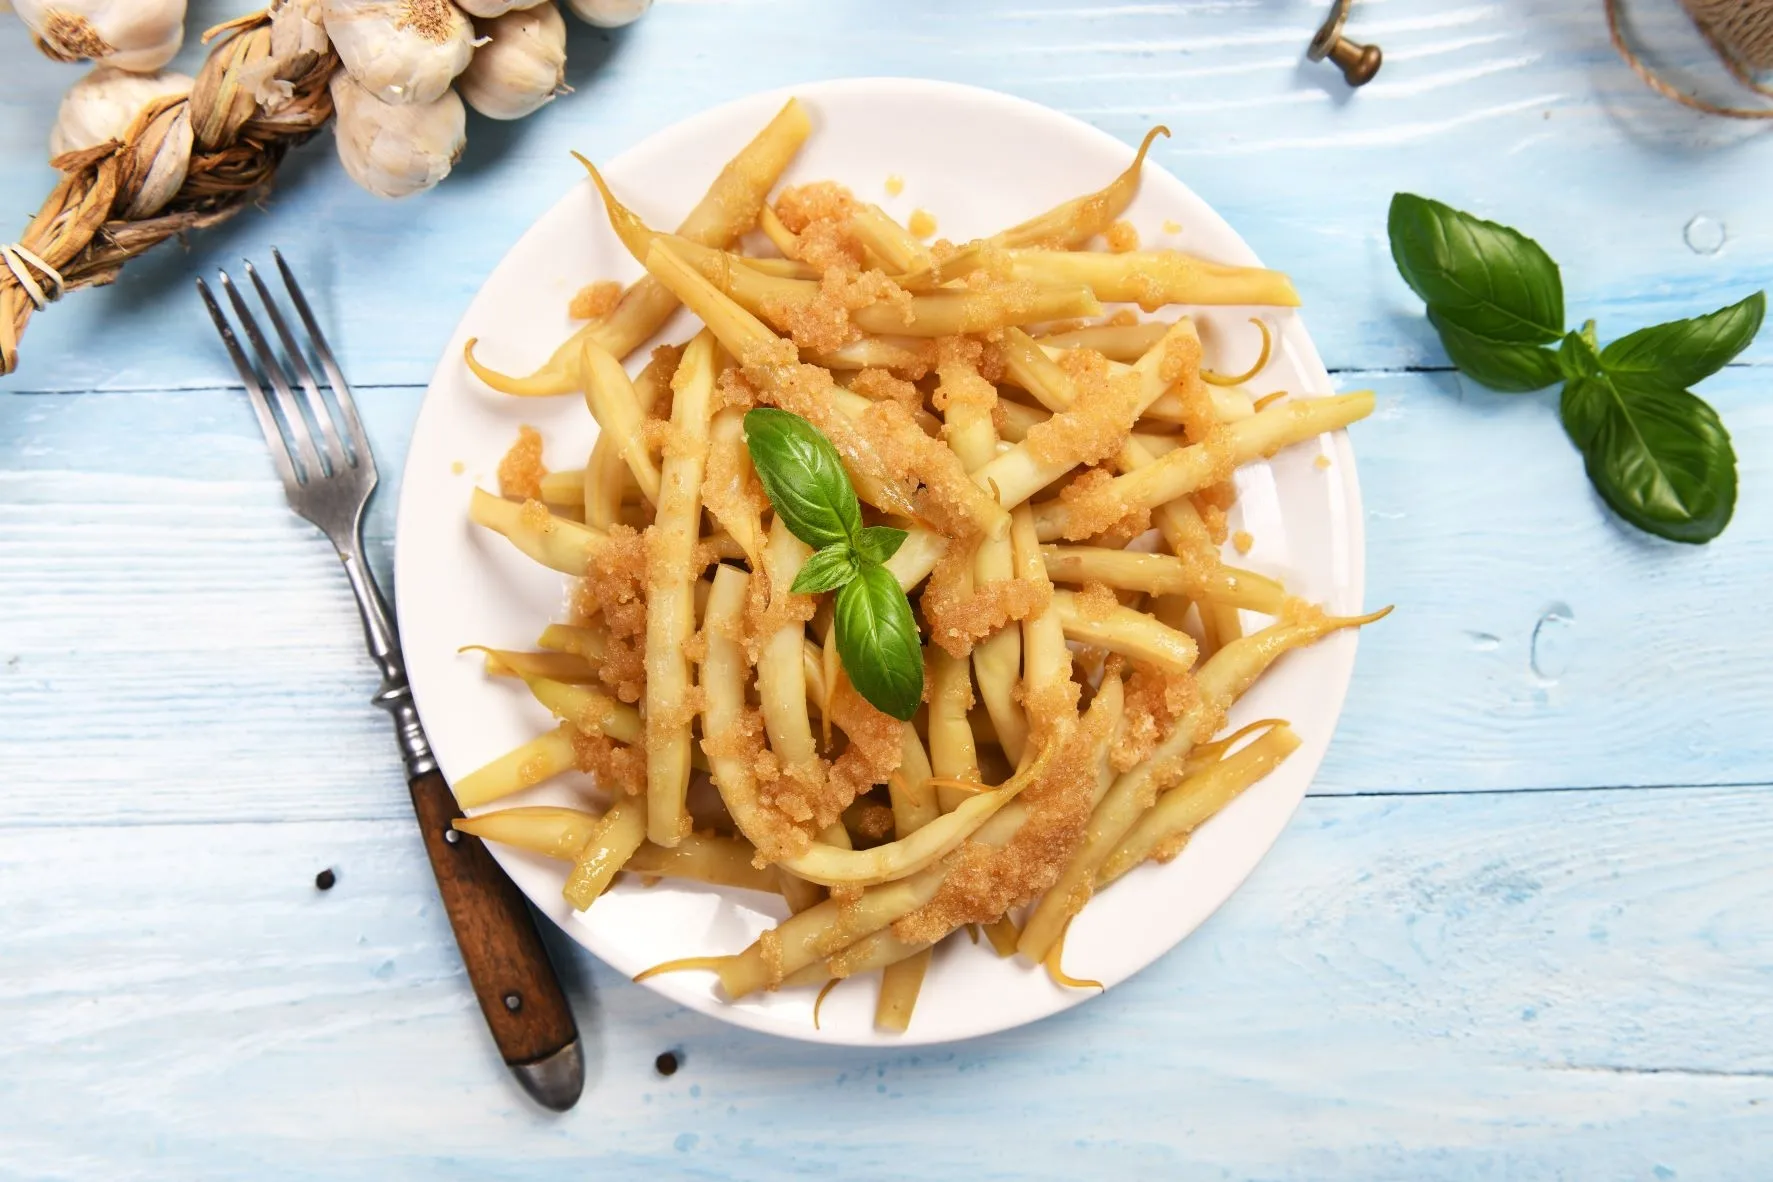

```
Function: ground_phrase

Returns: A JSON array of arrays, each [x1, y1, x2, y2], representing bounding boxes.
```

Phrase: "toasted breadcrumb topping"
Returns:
[[498, 427, 547, 501], [1104, 220, 1139, 253], [569, 280, 623, 321]]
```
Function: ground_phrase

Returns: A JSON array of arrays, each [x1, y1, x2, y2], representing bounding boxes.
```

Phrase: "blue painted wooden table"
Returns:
[[3, 2, 1770, 1177]]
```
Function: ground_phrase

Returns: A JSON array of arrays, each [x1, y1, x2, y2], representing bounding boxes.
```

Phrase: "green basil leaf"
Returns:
[[1600, 291, 1765, 388], [789, 543, 862, 595], [834, 563, 924, 721], [1557, 328, 1604, 390], [853, 525, 908, 565], [742, 408, 863, 548], [1428, 309, 1562, 392], [1388, 193, 1564, 344], [1559, 370, 1737, 544]]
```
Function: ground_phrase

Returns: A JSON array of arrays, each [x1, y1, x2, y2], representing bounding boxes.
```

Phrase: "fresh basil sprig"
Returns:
[[743, 408, 923, 720], [1389, 193, 1763, 544]]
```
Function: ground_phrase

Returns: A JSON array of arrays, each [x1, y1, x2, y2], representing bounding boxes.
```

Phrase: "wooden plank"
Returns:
[[1, 0, 1768, 390], [1320, 364, 1773, 794], [3, 371, 1768, 826], [1, 786, 1768, 1178]]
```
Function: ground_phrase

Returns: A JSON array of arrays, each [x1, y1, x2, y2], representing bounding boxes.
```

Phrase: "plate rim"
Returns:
[[394, 75, 1366, 1047]]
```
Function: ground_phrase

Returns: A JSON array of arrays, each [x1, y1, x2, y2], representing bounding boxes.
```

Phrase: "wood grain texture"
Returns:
[[2, 788, 1769, 1179], [407, 770, 579, 1072], [0, 0, 1768, 390], [4, 0, 1772, 1174]]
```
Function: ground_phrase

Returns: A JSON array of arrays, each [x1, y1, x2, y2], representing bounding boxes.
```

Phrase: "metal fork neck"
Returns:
[[339, 538, 437, 780]]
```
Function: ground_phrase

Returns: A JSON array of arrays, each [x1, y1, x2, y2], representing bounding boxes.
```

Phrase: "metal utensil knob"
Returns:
[[1308, 0, 1383, 87]]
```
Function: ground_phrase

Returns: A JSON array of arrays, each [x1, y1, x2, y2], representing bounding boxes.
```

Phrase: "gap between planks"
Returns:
[[3, 779, 1767, 834]]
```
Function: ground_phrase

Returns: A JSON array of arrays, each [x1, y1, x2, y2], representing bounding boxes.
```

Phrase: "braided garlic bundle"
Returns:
[[0, 0, 661, 372]]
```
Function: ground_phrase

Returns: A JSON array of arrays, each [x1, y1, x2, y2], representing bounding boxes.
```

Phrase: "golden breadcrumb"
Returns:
[[932, 336, 998, 414], [857, 397, 994, 539], [572, 525, 648, 703], [920, 537, 1050, 658], [1104, 220, 1139, 253], [569, 280, 623, 321], [774, 182, 868, 273], [1114, 661, 1200, 772], [908, 209, 938, 239], [850, 367, 923, 409], [775, 181, 856, 234], [825, 681, 905, 806], [890, 690, 1112, 944], [1075, 581, 1119, 621], [498, 426, 547, 501], [713, 365, 759, 413], [762, 268, 911, 352], [1023, 348, 1141, 468], [570, 727, 647, 796], [1053, 467, 1149, 542], [1191, 479, 1238, 545], [1232, 530, 1254, 555]]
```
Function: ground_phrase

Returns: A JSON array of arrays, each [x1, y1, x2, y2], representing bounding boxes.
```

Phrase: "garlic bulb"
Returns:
[[49, 65, 191, 157], [322, 0, 475, 105], [564, 0, 650, 29], [15, 0, 186, 73], [459, 3, 566, 121], [455, 0, 549, 15], [331, 70, 467, 198], [48, 67, 194, 216]]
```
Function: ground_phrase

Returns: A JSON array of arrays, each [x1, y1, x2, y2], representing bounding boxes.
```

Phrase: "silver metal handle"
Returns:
[[338, 526, 437, 781]]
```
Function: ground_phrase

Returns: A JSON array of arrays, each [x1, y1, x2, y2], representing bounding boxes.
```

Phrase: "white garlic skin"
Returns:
[[270, 0, 330, 61], [564, 0, 650, 29], [459, 3, 566, 121], [48, 65, 193, 158], [15, 0, 187, 73], [331, 70, 467, 198], [322, 0, 475, 106], [455, 0, 549, 15]]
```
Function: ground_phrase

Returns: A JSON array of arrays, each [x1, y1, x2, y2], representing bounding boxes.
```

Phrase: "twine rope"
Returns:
[[1607, 0, 1773, 118], [1, 244, 65, 311]]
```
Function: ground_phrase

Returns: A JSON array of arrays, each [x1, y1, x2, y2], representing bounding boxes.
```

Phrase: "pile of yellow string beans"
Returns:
[[447, 97, 1385, 1033]]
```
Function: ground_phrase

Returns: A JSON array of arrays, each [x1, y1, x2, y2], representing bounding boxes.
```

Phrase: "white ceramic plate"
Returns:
[[396, 78, 1365, 1047]]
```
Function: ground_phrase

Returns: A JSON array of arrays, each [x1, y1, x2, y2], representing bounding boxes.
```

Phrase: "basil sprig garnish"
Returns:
[[743, 408, 922, 719], [1390, 193, 1763, 544]]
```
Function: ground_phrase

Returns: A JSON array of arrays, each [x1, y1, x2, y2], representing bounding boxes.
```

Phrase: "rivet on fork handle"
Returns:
[[1308, 0, 1383, 87]]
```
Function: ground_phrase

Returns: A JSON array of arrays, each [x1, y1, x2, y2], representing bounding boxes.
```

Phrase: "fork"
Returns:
[[198, 253, 584, 1111]]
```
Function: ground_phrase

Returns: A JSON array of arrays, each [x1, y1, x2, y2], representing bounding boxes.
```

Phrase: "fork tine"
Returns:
[[217, 269, 325, 483], [197, 276, 301, 493], [243, 259, 349, 475], [273, 249, 375, 477]]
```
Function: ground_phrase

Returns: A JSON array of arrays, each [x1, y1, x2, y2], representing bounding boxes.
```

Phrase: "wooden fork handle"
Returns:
[[407, 770, 584, 1110]]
